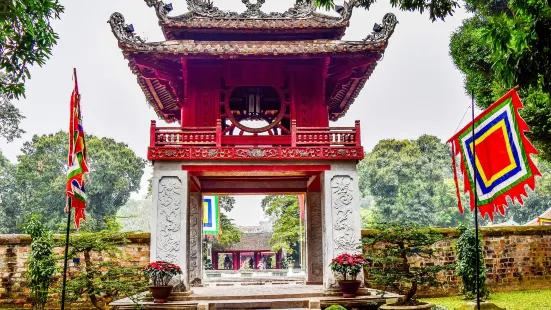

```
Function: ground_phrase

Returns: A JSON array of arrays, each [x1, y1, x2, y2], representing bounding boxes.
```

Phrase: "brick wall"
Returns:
[[361, 226, 551, 298], [1, 227, 550, 308], [0, 234, 150, 309]]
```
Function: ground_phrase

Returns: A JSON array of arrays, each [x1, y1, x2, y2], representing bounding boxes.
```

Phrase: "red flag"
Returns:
[[66, 69, 89, 229]]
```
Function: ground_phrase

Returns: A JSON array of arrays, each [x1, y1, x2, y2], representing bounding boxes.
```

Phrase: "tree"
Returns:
[[212, 213, 242, 251], [63, 218, 147, 310], [3, 131, 146, 233], [300, 0, 459, 22], [449, 1, 551, 161], [0, 0, 64, 100], [261, 195, 301, 254], [209, 195, 241, 251], [0, 151, 18, 234], [359, 135, 470, 227], [117, 198, 152, 232], [364, 222, 453, 305], [0, 73, 24, 142]]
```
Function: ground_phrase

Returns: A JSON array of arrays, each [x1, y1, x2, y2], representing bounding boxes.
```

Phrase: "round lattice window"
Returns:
[[221, 86, 290, 135]]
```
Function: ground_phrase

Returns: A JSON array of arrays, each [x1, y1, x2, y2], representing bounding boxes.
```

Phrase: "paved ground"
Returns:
[[111, 284, 402, 309]]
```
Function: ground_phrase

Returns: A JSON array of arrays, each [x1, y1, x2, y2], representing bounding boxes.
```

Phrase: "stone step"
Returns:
[[208, 298, 310, 309]]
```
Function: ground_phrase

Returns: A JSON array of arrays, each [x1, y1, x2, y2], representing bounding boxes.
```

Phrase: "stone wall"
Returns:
[[361, 226, 551, 298], [0, 233, 150, 309]]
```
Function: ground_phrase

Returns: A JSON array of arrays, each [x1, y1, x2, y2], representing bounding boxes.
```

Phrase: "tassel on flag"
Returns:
[[448, 88, 540, 221], [66, 69, 89, 229]]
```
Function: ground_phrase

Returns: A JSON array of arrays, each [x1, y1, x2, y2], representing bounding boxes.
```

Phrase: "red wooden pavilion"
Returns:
[[109, 0, 397, 292]]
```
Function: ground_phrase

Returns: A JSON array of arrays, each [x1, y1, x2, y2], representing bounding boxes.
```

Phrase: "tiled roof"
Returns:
[[119, 40, 387, 56], [227, 232, 274, 251], [143, 0, 353, 40]]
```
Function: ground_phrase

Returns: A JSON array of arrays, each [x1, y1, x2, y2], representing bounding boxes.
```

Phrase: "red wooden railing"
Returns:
[[149, 120, 361, 148]]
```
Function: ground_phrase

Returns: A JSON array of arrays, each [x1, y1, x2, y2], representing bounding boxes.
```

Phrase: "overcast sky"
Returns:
[[0, 0, 475, 226]]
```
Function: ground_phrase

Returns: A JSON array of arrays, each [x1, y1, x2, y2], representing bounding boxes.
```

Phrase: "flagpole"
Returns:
[[60, 200, 71, 310], [471, 91, 481, 310], [61, 68, 78, 310]]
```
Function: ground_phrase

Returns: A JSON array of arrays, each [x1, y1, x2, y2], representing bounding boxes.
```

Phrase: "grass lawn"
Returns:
[[421, 290, 551, 310]]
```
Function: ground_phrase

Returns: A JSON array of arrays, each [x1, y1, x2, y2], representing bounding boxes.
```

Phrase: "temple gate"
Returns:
[[109, 0, 397, 293]]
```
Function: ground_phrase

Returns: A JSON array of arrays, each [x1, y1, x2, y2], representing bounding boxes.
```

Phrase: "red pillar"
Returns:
[[233, 252, 239, 270], [212, 252, 218, 270], [276, 250, 282, 269], [254, 252, 260, 269]]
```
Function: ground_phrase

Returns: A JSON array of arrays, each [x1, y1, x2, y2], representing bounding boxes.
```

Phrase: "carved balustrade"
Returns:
[[149, 120, 361, 149], [294, 120, 361, 147]]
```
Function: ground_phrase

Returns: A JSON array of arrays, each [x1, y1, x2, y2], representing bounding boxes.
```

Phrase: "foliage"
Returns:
[[62, 218, 147, 310], [0, 151, 18, 234], [422, 289, 551, 310], [142, 261, 182, 286], [117, 198, 152, 232], [261, 195, 301, 254], [455, 224, 490, 300], [330, 253, 368, 281], [211, 213, 242, 251], [449, 1, 551, 161], [325, 305, 347, 310], [363, 222, 452, 305], [219, 195, 236, 212], [22, 215, 57, 310], [1, 131, 146, 233], [358, 135, 470, 228], [299, 0, 458, 22], [206, 195, 240, 253], [203, 258, 213, 270], [0, 0, 64, 100], [0, 74, 25, 142]]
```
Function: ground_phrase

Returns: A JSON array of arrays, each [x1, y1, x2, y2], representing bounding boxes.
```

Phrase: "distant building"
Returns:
[[212, 232, 282, 270]]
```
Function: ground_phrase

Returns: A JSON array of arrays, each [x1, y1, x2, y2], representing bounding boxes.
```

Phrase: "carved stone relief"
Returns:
[[188, 194, 203, 286], [330, 176, 359, 255], [307, 192, 323, 283], [156, 177, 182, 264]]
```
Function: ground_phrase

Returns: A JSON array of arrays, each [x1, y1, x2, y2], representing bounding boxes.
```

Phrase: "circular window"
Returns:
[[222, 86, 290, 135]]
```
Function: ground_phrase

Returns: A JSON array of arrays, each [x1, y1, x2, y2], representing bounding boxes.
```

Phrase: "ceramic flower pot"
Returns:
[[379, 302, 436, 310], [149, 285, 173, 303], [338, 280, 362, 298]]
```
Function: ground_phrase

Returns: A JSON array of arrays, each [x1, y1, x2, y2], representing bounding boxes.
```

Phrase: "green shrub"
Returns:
[[455, 224, 490, 300], [23, 215, 57, 310], [325, 305, 347, 310], [364, 222, 454, 305], [61, 217, 147, 310]]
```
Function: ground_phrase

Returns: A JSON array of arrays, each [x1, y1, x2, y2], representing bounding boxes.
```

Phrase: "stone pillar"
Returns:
[[188, 192, 203, 287], [306, 191, 323, 284], [150, 170, 190, 291], [321, 166, 363, 291]]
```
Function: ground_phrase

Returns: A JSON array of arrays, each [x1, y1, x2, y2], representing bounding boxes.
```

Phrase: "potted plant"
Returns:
[[364, 223, 453, 309], [142, 261, 182, 303], [330, 253, 368, 298]]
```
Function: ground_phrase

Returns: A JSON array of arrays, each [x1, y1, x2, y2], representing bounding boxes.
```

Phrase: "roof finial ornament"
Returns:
[[363, 13, 398, 43], [241, 0, 267, 18], [186, 0, 238, 18], [144, 0, 173, 22], [108, 12, 145, 44], [335, 0, 359, 21]]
